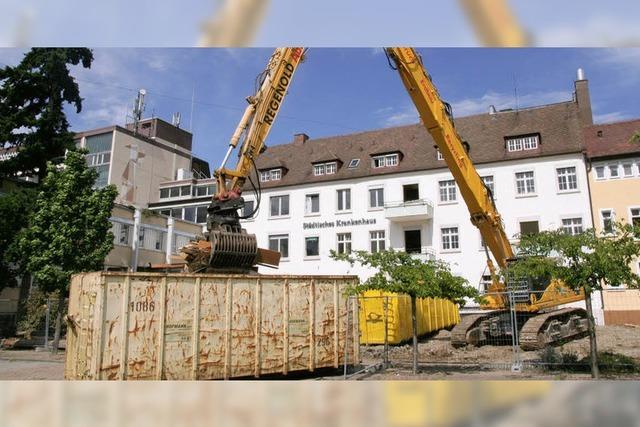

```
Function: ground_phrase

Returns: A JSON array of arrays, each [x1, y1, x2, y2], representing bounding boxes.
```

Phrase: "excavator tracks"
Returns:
[[519, 308, 589, 351], [452, 308, 590, 350], [451, 310, 509, 348]]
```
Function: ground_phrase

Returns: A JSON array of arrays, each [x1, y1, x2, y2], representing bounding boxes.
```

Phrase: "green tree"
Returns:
[[507, 223, 640, 379], [0, 48, 93, 180], [12, 150, 117, 352], [331, 249, 479, 373], [0, 188, 36, 291]]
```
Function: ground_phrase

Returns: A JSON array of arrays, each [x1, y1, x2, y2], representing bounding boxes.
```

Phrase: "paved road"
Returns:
[[0, 350, 64, 380]]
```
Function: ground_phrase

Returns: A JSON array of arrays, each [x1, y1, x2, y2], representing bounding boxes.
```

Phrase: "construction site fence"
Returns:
[[343, 290, 639, 378]]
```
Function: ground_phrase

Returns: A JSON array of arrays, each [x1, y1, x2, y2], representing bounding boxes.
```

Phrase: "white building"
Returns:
[[240, 74, 602, 320]]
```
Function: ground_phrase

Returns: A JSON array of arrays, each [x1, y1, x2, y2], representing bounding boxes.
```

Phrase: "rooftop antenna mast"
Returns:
[[513, 73, 519, 112], [132, 89, 147, 134], [172, 112, 182, 128]]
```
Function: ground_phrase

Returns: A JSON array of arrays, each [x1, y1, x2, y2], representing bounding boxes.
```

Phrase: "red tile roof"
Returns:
[[584, 119, 640, 159], [251, 100, 586, 190]]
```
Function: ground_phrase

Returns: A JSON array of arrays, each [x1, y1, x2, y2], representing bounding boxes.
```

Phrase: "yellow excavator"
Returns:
[[192, 47, 589, 350]]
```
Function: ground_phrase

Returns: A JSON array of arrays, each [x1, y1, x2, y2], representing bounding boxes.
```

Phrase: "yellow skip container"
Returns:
[[358, 290, 460, 345]]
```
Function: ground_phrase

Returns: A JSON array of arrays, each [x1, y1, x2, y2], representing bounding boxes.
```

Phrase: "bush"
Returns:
[[540, 349, 640, 374], [17, 289, 61, 339]]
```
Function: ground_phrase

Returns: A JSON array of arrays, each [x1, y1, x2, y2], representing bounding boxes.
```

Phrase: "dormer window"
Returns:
[[506, 134, 539, 152], [436, 149, 444, 161], [260, 168, 282, 182], [314, 161, 338, 176], [372, 153, 399, 168]]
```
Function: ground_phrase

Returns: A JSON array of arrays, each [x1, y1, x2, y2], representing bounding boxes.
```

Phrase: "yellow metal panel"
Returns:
[[359, 291, 460, 344]]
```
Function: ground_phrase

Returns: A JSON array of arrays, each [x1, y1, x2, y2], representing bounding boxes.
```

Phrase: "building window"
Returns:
[[370, 230, 386, 253], [369, 188, 384, 208], [196, 205, 208, 223], [170, 208, 183, 219], [437, 150, 444, 161], [515, 171, 536, 195], [305, 194, 320, 215], [609, 164, 620, 179], [269, 234, 289, 259], [242, 200, 255, 218], [562, 218, 583, 235], [112, 222, 131, 246], [519, 221, 540, 237], [556, 167, 578, 191], [337, 233, 352, 254], [195, 185, 215, 197], [140, 227, 166, 252], [441, 227, 459, 251], [439, 180, 457, 203], [372, 153, 399, 168], [314, 162, 337, 176], [259, 169, 282, 182], [305, 236, 319, 257], [594, 166, 605, 180], [180, 185, 191, 196], [601, 209, 614, 234], [630, 208, 640, 233], [337, 189, 351, 211], [623, 163, 634, 177], [269, 195, 290, 217], [481, 175, 494, 197], [348, 159, 360, 168], [403, 184, 420, 202], [506, 135, 538, 152], [183, 206, 196, 222], [85, 134, 113, 189]]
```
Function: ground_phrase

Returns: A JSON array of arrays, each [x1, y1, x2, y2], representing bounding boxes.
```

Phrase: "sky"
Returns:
[[2, 0, 640, 46], [1, 48, 640, 171]]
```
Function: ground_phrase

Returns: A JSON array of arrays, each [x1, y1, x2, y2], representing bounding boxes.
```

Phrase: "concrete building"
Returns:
[[584, 118, 640, 324], [74, 117, 211, 270], [239, 73, 603, 321], [73, 118, 196, 208]]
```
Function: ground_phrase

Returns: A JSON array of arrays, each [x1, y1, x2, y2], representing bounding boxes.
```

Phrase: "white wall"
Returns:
[[241, 152, 602, 322], [243, 153, 591, 282]]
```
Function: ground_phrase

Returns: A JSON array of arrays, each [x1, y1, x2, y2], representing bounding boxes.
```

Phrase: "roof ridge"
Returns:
[[588, 118, 640, 128]]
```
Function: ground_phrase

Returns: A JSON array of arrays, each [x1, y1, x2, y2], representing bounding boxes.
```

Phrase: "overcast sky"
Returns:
[[1, 48, 639, 170]]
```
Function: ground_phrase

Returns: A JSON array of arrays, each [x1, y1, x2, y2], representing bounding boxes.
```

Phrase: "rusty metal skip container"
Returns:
[[65, 272, 359, 380]]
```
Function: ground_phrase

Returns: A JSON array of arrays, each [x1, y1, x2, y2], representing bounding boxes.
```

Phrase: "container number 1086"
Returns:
[[130, 300, 155, 312]]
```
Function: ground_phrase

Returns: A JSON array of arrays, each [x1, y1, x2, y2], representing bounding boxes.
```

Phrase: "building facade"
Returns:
[[74, 118, 195, 208], [106, 204, 201, 271], [239, 74, 603, 320], [584, 118, 640, 324]]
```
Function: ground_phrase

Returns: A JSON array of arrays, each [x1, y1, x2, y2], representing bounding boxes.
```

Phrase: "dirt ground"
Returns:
[[1, 325, 638, 380], [355, 324, 640, 380]]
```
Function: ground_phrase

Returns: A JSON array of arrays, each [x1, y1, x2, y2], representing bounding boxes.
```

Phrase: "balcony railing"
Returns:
[[384, 198, 434, 221]]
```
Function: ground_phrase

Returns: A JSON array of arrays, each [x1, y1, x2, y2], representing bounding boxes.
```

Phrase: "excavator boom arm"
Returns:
[[384, 48, 515, 270]]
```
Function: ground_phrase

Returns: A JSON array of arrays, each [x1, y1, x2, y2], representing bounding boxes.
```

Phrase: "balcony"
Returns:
[[409, 248, 437, 262], [384, 198, 434, 222]]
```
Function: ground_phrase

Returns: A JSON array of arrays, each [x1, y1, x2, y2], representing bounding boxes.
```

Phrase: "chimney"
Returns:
[[574, 68, 593, 126], [293, 133, 309, 146], [488, 105, 497, 115]]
